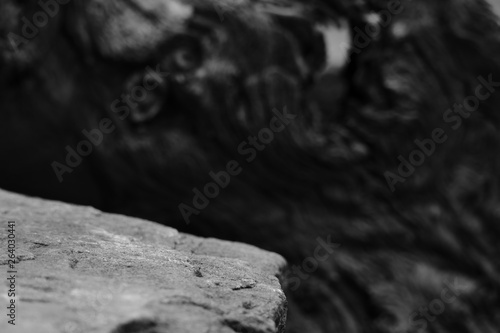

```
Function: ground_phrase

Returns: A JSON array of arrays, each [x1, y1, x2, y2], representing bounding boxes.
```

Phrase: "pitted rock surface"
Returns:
[[0, 189, 287, 333]]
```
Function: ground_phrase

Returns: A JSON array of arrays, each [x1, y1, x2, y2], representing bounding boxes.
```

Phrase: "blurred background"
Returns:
[[1, 0, 500, 332]]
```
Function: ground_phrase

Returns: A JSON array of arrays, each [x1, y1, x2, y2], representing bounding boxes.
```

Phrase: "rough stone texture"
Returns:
[[0, 189, 287, 333]]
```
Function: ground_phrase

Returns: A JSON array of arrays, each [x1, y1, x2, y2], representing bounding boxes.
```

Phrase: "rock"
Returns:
[[0, 189, 287, 333]]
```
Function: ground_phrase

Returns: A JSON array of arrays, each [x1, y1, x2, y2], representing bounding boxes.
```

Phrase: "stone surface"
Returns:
[[0, 189, 287, 333]]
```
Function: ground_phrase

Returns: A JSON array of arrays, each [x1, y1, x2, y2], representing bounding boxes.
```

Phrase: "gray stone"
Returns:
[[0, 189, 287, 333]]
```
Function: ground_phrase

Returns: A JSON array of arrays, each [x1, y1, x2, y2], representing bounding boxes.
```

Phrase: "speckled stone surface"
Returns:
[[0, 189, 287, 333]]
